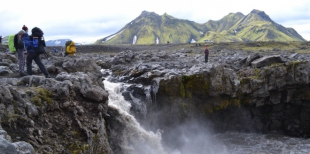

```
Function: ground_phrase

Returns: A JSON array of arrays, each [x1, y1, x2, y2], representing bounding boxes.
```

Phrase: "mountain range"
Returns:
[[95, 9, 306, 45], [45, 39, 71, 46]]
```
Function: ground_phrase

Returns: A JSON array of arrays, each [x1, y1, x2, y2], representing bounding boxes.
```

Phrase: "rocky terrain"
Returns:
[[0, 45, 112, 153], [0, 42, 310, 153]]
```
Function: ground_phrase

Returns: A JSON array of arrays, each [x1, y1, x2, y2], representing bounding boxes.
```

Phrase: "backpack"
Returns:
[[65, 40, 76, 55], [30, 27, 46, 54], [8, 34, 16, 53], [32, 27, 44, 37], [13, 34, 19, 49]]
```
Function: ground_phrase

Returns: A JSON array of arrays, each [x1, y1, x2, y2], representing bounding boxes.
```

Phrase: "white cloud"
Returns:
[[0, 0, 309, 42]]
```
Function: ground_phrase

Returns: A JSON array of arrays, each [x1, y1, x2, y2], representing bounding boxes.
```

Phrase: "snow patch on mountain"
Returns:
[[55, 40, 61, 45], [133, 35, 137, 44], [190, 39, 196, 43], [102, 30, 124, 42]]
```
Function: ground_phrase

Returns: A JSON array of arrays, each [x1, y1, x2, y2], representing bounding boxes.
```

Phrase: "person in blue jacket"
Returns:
[[22, 28, 50, 78], [53, 48, 58, 53]]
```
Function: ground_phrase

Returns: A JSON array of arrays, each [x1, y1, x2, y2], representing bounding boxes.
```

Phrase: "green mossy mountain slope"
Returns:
[[96, 9, 306, 45]]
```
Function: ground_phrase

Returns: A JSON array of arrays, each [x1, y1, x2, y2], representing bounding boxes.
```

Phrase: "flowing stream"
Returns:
[[103, 72, 310, 154], [104, 77, 164, 154]]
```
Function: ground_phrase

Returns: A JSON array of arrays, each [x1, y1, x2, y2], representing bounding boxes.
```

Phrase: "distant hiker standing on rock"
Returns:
[[204, 46, 209, 63], [0, 35, 2, 44]]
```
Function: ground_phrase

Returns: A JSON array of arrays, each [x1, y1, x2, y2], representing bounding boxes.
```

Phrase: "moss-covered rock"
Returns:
[[30, 87, 52, 106]]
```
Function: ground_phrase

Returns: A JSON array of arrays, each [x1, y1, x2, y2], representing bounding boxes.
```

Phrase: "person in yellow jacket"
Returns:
[[62, 40, 76, 56]]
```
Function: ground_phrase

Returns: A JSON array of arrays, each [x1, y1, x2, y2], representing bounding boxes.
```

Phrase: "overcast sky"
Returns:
[[1, 0, 309, 43]]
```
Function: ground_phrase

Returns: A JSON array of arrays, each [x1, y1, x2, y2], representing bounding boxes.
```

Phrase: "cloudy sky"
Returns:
[[1, 0, 309, 43]]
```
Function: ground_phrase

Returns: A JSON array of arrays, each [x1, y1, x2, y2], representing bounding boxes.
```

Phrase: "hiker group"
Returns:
[[9, 25, 50, 77], [8, 25, 77, 77]]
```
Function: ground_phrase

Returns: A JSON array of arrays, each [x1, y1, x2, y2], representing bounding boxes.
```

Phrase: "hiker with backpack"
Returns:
[[16, 30, 27, 76], [63, 40, 76, 56], [14, 25, 28, 51], [22, 27, 51, 78]]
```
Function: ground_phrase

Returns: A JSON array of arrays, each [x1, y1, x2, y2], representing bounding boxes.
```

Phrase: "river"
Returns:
[[103, 72, 310, 154]]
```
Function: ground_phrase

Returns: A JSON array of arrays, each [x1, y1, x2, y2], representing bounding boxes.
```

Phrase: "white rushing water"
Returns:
[[103, 78, 165, 154], [102, 70, 310, 154]]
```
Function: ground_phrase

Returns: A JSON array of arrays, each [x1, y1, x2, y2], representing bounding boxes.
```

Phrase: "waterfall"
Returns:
[[144, 85, 152, 106], [151, 78, 161, 110], [129, 91, 147, 117], [100, 70, 310, 154], [103, 78, 165, 154]]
